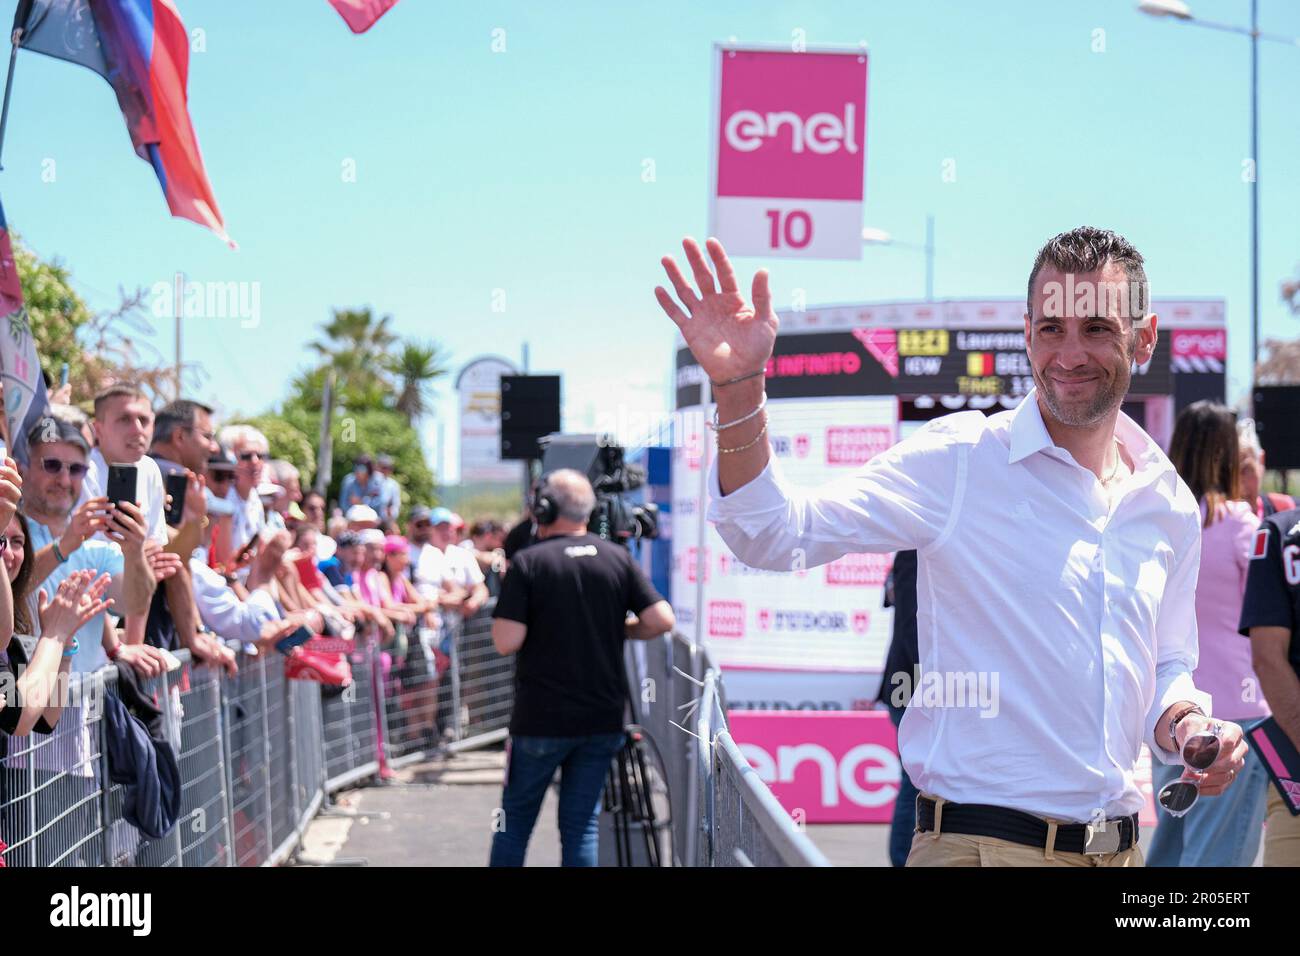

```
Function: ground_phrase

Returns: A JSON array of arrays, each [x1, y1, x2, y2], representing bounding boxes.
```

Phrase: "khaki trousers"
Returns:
[[1263, 789, 1300, 867], [904, 793, 1144, 868]]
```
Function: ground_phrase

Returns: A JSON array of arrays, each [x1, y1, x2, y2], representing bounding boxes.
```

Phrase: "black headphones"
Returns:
[[532, 476, 559, 526]]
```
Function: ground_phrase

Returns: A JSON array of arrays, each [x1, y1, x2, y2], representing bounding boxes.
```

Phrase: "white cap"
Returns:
[[315, 535, 338, 562], [256, 481, 285, 499], [346, 504, 380, 524]]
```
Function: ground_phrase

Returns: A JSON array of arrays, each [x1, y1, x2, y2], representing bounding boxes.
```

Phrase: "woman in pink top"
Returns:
[[1148, 402, 1269, 867]]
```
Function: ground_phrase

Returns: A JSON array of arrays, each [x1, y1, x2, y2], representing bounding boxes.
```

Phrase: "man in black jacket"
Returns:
[[488, 469, 674, 866]]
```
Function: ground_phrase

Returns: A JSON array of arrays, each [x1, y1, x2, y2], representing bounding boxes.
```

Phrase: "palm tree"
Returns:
[[389, 340, 448, 424], [308, 307, 400, 399]]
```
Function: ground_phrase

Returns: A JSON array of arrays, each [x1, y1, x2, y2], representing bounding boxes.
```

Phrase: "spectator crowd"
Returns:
[[0, 383, 519, 865]]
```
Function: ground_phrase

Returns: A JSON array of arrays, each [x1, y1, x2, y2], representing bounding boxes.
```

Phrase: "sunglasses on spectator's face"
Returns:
[[238, 451, 265, 462], [41, 458, 88, 478], [209, 472, 233, 483]]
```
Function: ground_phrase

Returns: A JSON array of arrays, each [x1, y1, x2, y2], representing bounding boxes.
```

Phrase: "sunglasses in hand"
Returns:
[[1157, 722, 1223, 817]]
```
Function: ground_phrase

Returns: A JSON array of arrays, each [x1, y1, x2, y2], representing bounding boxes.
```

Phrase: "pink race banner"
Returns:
[[728, 710, 1160, 825], [711, 46, 868, 260], [728, 710, 900, 823]]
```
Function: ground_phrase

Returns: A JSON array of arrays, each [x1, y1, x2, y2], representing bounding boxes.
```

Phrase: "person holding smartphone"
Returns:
[[20, 416, 158, 669], [10, 415, 162, 865]]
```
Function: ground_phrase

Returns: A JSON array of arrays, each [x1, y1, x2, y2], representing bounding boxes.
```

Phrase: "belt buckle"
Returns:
[[1083, 821, 1122, 855]]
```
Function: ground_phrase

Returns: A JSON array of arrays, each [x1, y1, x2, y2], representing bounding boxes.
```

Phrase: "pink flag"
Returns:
[[328, 0, 399, 33]]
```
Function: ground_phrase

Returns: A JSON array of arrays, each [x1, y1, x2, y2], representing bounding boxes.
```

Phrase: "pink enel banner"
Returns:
[[711, 47, 868, 260], [716, 50, 867, 200], [727, 710, 1160, 826]]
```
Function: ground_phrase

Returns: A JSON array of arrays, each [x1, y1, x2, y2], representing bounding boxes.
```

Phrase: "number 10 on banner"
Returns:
[[766, 208, 813, 250], [710, 196, 863, 260]]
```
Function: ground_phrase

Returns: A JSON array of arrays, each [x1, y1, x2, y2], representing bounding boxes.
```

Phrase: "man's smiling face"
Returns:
[[1025, 261, 1156, 429]]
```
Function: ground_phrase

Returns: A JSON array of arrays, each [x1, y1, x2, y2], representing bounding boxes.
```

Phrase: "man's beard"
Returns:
[[26, 489, 73, 522], [1035, 344, 1135, 428]]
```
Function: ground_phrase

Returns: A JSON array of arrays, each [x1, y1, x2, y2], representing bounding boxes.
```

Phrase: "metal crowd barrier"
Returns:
[[629, 632, 831, 868], [1, 610, 825, 867]]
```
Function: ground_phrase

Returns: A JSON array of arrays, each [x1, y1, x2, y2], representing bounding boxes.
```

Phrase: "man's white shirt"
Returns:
[[79, 447, 169, 544], [706, 388, 1210, 823], [227, 486, 266, 553], [411, 541, 484, 601], [441, 540, 486, 590], [190, 558, 279, 645]]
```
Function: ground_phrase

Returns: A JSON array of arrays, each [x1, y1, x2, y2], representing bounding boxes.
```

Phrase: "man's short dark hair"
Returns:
[[93, 382, 150, 419], [1026, 226, 1149, 322], [27, 415, 90, 456], [154, 399, 214, 445]]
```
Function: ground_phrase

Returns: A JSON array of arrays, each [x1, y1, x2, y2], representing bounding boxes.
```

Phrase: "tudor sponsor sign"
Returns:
[[756, 608, 871, 634], [710, 47, 868, 260]]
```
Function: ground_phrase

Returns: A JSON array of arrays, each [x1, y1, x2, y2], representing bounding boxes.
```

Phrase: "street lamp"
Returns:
[[1139, 0, 1300, 393], [862, 214, 936, 301]]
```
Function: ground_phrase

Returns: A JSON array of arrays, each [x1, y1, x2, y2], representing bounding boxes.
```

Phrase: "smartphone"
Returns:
[[275, 625, 315, 655], [59, 363, 69, 388], [233, 536, 258, 564], [0, 438, 7, 464], [164, 472, 188, 526], [105, 463, 138, 509]]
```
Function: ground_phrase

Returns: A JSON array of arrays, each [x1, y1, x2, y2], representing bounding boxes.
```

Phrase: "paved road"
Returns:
[[298, 748, 1189, 867]]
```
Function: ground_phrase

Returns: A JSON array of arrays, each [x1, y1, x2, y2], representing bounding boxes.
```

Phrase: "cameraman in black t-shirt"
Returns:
[[488, 468, 674, 867]]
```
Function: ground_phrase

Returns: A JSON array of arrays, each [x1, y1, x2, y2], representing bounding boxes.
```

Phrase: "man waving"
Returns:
[[655, 228, 1246, 867]]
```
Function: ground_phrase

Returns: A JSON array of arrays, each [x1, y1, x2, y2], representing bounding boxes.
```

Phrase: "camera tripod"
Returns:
[[603, 724, 672, 867]]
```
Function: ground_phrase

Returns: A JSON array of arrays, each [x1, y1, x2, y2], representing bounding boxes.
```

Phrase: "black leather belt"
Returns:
[[916, 795, 1139, 855]]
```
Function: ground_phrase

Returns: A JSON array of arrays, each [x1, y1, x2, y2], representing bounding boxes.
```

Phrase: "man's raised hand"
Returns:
[[654, 237, 778, 384]]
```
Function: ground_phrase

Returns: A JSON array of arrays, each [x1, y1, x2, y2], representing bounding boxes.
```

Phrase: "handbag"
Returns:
[[285, 646, 353, 687]]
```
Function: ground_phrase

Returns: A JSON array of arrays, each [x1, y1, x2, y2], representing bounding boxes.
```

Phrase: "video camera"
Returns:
[[538, 433, 659, 545]]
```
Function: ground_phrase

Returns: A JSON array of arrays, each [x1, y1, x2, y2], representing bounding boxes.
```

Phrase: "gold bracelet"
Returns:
[[717, 419, 768, 455]]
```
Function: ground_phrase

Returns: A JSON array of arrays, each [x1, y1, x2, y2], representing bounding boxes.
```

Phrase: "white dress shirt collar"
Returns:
[[1008, 387, 1165, 476]]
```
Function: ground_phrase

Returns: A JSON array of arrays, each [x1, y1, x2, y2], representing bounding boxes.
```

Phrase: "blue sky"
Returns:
[[4, 0, 1298, 481]]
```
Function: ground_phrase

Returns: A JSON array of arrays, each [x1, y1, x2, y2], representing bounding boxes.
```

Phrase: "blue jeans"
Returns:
[[886, 705, 918, 867], [489, 732, 625, 867], [1146, 746, 1269, 867]]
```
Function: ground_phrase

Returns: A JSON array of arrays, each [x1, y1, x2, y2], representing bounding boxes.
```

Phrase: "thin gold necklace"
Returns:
[[1101, 438, 1124, 485]]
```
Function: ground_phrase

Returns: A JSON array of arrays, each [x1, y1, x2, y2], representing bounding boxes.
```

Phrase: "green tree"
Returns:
[[281, 405, 434, 515], [15, 234, 187, 405], [13, 233, 96, 389], [388, 340, 448, 424], [307, 307, 400, 409]]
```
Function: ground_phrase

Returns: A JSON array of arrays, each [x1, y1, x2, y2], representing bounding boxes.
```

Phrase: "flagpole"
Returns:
[[0, 29, 22, 171]]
